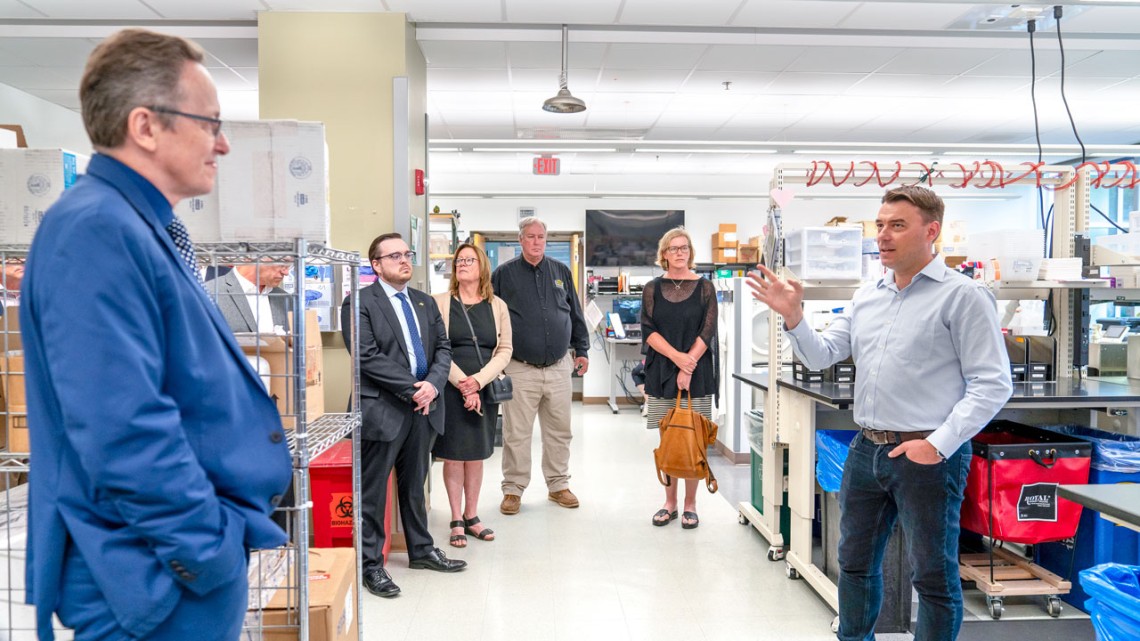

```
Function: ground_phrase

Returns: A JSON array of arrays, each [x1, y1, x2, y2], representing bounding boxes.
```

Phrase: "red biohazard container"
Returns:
[[961, 420, 1092, 544]]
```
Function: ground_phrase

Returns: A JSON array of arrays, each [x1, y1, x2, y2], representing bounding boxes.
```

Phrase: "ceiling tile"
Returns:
[[786, 46, 902, 74], [620, 0, 739, 27], [697, 45, 805, 73], [439, 111, 518, 127], [196, 39, 259, 69], [210, 67, 255, 91], [437, 125, 519, 139], [1060, 50, 1140, 79], [0, 37, 94, 67], [230, 67, 259, 86], [840, 3, 975, 31], [505, 0, 619, 24], [0, 46, 33, 67], [977, 49, 1100, 78], [602, 43, 707, 70], [941, 76, 1028, 97], [595, 68, 689, 93], [764, 72, 865, 95], [732, 1, 859, 29], [507, 42, 608, 70], [680, 71, 777, 95], [430, 91, 514, 111], [217, 90, 259, 120], [420, 40, 507, 69], [877, 47, 1001, 75], [843, 74, 955, 97], [385, 0, 502, 23], [142, 0, 263, 20], [511, 68, 600, 93], [586, 92, 672, 112], [0, 1, 44, 18], [0, 65, 72, 90], [654, 110, 732, 128], [583, 111, 662, 128], [707, 127, 782, 141], [25, 0, 159, 19], [513, 110, 590, 128], [429, 68, 512, 91], [724, 113, 799, 129], [27, 89, 79, 109]]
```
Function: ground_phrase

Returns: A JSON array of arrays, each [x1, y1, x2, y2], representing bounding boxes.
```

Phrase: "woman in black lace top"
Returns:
[[642, 227, 718, 529]]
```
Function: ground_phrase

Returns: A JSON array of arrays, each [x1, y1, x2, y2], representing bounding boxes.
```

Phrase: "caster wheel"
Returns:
[[785, 562, 800, 580], [1046, 596, 1063, 618], [831, 616, 839, 634], [987, 596, 1004, 620], [767, 546, 785, 561], [738, 512, 748, 525]]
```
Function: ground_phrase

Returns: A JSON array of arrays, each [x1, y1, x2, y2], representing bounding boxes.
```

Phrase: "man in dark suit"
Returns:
[[19, 29, 291, 640], [341, 232, 465, 599]]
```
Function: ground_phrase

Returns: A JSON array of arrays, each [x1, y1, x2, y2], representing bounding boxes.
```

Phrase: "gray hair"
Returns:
[[80, 29, 206, 149], [517, 217, 547, 237]]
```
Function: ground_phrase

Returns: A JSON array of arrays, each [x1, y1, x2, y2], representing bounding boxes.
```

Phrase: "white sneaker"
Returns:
[[640, 404, 648, 416]]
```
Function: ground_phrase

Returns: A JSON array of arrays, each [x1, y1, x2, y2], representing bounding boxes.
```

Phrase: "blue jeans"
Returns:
[[837, 433, 971, 641]]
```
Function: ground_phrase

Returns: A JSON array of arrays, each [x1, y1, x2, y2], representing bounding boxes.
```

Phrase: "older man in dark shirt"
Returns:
[[492, 217, 590, 514]]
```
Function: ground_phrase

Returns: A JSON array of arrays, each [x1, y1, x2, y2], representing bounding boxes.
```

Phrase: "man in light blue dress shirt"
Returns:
[[749, 185, 1012, 641]]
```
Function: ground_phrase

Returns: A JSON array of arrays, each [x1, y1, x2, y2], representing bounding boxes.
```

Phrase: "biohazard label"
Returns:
[[1017, 482, 1059, 522], [329, 492, 353, 528]]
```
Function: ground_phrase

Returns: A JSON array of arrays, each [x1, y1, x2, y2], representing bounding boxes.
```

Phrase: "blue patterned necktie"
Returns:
[[396, 291, 429, 380], [165, 215, 205, 287]]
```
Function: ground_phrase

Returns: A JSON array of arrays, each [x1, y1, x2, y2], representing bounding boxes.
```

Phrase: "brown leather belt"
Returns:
[[860, 428, 934, 445]]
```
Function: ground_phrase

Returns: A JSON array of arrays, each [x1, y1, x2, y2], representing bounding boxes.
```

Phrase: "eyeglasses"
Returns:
[[148, 105, 224, 137], [455, 257, 479, 266], [375, 251, 416, 263], [665, 244, 691, 254]]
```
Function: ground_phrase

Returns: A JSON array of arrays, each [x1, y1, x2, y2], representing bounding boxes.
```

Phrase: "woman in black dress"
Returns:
[[432, 243, 513, 547], [642, 227, 718, 529]]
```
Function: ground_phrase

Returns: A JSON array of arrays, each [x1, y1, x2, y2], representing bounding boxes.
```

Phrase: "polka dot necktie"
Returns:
[[165, 215, 206, 288], [396, 292, 429, 381]]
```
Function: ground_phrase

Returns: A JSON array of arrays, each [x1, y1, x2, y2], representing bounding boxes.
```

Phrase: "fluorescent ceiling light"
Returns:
[[430, 147, 462, 152], [470, 147, 618, 153], [634, 148, 777, 154], [942, 151, 1074, 157], [792, 150, 934, 155]]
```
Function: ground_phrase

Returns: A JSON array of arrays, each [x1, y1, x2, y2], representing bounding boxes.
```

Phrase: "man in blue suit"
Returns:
[[19, 29, 292, 641]]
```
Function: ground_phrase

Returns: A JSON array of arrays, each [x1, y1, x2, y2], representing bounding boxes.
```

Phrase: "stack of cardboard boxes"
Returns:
[[739, 235, 763, 265], [238, 309, 325, 430], [1, 312, 26, 453], [711, 224, 739, 263]]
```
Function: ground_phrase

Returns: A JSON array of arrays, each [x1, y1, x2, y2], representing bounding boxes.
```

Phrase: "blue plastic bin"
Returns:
[[1079, 563, 1140, 641], [816, 430, 859, 493], [1036, 425, 1140, 607]]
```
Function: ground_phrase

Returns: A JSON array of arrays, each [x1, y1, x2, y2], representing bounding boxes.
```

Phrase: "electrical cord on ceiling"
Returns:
[[1054, 5, 1087, 165], [1028, 19, 1049, 259]]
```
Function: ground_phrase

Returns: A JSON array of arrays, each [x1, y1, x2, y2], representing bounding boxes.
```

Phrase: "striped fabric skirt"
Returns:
[[645, 394, 713, 430]]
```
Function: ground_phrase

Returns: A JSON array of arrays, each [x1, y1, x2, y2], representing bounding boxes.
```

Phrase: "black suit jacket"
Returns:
[[342, 282, 451, 442]]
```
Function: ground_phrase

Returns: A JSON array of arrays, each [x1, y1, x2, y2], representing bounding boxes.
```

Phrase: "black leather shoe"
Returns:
[[362, 568, 400, 597], [408, 547, 467, 573]]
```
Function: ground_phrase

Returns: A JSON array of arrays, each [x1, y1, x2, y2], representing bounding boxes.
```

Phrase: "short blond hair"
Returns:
[[657, 227, 695, 271]]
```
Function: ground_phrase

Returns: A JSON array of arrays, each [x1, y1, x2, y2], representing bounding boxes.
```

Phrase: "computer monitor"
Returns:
[[612, 296, 642, 325]]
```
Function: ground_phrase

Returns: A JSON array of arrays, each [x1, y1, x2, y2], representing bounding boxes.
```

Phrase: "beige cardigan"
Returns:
[[432, 292, 513, 391]]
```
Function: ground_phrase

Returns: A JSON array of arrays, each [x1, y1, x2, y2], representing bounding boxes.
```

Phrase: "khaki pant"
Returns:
[[501, 353, 573, 496]]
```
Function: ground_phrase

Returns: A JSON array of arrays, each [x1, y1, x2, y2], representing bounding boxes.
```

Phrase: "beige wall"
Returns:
[[259, 11, 427, 414]]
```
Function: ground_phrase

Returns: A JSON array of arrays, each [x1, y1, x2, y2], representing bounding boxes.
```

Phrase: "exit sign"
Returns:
[[533, 156, 560, 175]]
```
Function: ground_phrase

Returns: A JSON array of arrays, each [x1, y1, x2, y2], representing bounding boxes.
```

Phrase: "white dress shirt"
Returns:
[[234, 269, 279, 334], [378, 279, 424, 378]]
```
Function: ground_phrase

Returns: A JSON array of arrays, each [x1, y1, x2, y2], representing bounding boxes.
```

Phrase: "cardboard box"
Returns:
[[856, 220, 877, 238], [0, 149, 90, 244], [180, 120, 330, 244], [746, 235, 763, 248], [248, 548, 357, 641], [711, 247, 738, 263], [738, 246, 760, 264], [717, 223, 737, 233], [711, 232, 738, 247], [239, 310, 324, 428]]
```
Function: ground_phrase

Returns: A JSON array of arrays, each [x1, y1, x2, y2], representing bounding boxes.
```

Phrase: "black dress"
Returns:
[[432, 299, 498, 461], [641, 277, 718, 399]]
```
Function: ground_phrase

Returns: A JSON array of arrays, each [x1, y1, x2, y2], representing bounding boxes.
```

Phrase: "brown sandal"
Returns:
[[464, 516, 495, 541], [448, 520, 467, 548]]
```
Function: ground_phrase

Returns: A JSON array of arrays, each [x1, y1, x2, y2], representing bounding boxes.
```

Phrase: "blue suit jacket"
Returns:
[[19, 154, 293, 639]]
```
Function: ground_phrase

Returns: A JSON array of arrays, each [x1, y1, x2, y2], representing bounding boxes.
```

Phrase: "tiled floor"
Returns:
[[361, 404, 842, 640]]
